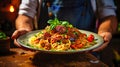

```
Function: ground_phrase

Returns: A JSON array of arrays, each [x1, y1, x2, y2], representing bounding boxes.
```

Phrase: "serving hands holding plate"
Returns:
[[15, 18, 104, 54], [11, 2, 110, 54]]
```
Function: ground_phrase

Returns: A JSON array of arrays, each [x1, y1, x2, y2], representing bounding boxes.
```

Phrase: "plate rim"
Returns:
[[17, 30, 104, 54]]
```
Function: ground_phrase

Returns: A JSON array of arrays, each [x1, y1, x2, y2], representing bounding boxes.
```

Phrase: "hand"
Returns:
[[11, 29, 30, 47], [92, 32, 112, 52]]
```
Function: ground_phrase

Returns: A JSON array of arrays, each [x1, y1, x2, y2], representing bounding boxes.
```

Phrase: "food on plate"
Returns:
[[28, 18, 97, 51]]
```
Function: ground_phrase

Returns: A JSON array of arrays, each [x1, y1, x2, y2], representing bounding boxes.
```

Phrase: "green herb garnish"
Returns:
[[47, 18, 73, 30], [0, 31, 7, 39]]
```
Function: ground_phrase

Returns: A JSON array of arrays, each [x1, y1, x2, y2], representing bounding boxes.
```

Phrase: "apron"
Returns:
[[38, 0, 99, 58], [38, 0, 96, 32]]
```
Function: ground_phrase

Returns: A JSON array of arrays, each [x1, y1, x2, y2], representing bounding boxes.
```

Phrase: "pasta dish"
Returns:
[[28, 18, 97, 51]]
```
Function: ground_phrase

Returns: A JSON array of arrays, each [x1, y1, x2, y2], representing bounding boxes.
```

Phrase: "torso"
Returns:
[[38, 0, 96, 31]]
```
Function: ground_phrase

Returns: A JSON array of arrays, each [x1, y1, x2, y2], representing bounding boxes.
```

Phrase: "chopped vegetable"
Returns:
[[87, 34, 94, 42]]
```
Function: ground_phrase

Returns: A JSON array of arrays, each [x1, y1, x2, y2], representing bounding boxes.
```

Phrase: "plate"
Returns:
[[17, 30, 104, 54]]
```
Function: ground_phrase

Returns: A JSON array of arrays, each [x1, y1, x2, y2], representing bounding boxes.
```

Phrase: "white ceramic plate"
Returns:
[[17, 30, 104, 54]]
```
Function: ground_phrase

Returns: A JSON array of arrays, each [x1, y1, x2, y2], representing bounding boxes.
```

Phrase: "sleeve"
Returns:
[[96, 0, 117, 19], [18, 0, 38, 18]]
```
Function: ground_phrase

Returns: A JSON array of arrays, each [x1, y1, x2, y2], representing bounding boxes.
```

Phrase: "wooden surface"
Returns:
[[0, 48, 108, 67]]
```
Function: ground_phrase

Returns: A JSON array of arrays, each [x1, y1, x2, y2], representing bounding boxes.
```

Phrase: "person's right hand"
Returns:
[[11, 29, 30, 47]]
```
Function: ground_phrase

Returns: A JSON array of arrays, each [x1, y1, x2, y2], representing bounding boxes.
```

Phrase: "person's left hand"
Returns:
[[92, 32, 112, 52]]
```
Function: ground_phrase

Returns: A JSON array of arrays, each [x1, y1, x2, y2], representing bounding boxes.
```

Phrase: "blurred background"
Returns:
[[0, 0, 20, 36], [0, 0, 119, 67]]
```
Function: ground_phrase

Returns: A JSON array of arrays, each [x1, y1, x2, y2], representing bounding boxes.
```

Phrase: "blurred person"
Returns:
[[11, 0, 118, 52]]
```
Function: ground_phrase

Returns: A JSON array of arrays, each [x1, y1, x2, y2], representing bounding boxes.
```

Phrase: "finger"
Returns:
[[104, 34, 112, 42], [92, 41, 109, 52], [11, 30, 29, 39], [92, 32, 112, 52], [11, 30, 20, 39], [99, 32, 112, 41], [14, 39, 22, 47]]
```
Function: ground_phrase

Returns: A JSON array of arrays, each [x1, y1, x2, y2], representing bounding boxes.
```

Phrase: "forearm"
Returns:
[[15, 14, 34, 31], [98, 15, 118, 34]]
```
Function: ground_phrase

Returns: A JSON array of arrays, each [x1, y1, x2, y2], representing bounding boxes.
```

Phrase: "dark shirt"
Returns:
[[38, 0, 96, 32]]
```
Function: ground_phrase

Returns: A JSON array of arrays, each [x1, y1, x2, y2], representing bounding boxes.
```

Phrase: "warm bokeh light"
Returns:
[[9, 5, 14, 12]]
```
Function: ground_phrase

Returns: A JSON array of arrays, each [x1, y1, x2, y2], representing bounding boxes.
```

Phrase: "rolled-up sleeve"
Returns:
[[18, 0, 38, 18], [97, 0, 117, 19]]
